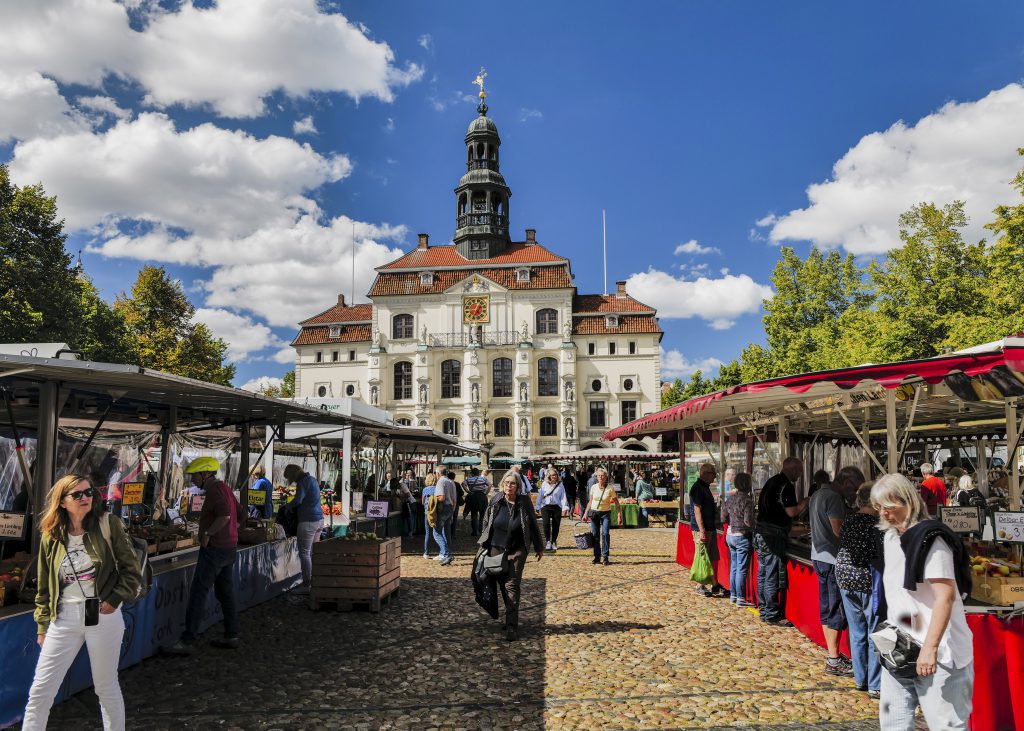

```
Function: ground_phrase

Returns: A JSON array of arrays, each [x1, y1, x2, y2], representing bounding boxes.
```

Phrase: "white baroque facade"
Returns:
[[292, 102, 661, 458]]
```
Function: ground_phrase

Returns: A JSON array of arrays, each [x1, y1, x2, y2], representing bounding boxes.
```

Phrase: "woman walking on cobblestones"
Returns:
[[478, 474, 544, 641], [722, 471, 754, 606], [584, 467, 623, 565], [535, 469, 569, 550]]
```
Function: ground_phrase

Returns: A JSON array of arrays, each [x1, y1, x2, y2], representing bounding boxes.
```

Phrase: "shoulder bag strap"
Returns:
[[62, 534, 98, 599]]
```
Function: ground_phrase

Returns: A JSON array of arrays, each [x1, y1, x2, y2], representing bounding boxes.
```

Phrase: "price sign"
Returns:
[[655, 487, 668, 497], [246, 488, 266, 506], [613, 483, 622, 493], [993, 511, 1024, 543], [366, 500, 389, 519], [938, 505, 982, 535], [122, 482, 145, 506], [0, 512, 26, 540], [190, 495, 206, 514]]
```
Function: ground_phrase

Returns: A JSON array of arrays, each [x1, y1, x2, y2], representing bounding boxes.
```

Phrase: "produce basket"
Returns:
[[573, 522, 594, 550]]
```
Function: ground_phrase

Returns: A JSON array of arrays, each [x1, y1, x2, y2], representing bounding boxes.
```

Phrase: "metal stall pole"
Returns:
[[32, 382, 59, 552], [341, 426, 353, 520], [1006, 399, 1021, 511], [678, 430, 687, 522], [745, 433, 754, 475], [158, 405, 177, 516], [885, 390, 899, 474], [239, 424, 251, 514]]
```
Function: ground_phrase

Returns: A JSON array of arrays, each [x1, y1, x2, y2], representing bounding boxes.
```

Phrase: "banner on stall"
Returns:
[[121, 482, 145, 506], [366, 500, 388, 519], [993, 511, 1024, 543], [0, 512, 26, 540], [246, 488, 266, 506], [938, 506, 982, 535]]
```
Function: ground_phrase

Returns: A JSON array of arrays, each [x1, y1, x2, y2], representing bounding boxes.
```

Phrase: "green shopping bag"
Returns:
[[689, 543, 714, 585]]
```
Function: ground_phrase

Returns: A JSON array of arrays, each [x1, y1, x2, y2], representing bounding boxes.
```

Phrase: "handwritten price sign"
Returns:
[[0, 512, 26, 540], [189, 495, 206, 514], [655, 487, 668, 497], [246, 488, 266, 506], [993, 511, 1024, 543], [366, 500, 389, 519], [938, 506, 982, 535], [122, 482, 145, 506]]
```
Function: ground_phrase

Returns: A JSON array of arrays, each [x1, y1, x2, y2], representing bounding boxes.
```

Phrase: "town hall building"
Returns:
[[292, 92, 662, 459]]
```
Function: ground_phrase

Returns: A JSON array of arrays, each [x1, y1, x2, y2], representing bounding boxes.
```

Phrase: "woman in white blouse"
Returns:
[[871, 474, 973, 731], [534, 469, 569, 551]]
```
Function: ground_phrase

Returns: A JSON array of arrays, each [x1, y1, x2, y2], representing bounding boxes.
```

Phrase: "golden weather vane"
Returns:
[[472, 67, 488, 99]]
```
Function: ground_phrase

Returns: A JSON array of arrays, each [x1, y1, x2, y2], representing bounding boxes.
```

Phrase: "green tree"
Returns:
[[679, 370, 713, 401], [711, 359, 742, 392], [0, 165, 81, 343], [984, 148, 1024, 338], [115, 265, 235, 385], [280, 369, 295, 397], [661, 377, 684, 409], [76, 275, 134, 363]]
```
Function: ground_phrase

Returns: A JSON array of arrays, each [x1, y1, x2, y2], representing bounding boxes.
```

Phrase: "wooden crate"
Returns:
[[971, 574, 1024, 606], [310, 537, 400, 612]]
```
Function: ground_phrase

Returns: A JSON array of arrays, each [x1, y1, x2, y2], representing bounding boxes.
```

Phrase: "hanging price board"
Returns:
[[246, 488, 266, 506], [189, 495, 206, 514], [938, 505, 982, 535], [655, 487, 668, 497], [993, 511, 1024, 543], [121, 482, 145, 506], [366, 500, 389, 519], [0, 512, 26, 540]]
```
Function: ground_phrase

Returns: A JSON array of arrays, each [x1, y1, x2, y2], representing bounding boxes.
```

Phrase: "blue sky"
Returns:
[[3, 1, 1024, 389]]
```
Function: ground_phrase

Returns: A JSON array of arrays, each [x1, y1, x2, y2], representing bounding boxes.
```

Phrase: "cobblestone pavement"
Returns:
[[41, 521, 900, 730]]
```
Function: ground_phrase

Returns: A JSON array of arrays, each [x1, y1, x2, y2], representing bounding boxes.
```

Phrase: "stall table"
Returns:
[[639, 500, 679, 527], [610, 503, 640, 528], [675, 524, 1024, 731]]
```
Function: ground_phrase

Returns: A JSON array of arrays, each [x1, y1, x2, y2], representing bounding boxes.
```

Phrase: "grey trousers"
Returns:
[[879, 662, 973, 731]]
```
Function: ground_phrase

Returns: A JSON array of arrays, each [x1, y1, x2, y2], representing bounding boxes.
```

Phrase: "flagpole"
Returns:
[[351, 221, 356, 304], [602, 209, 608, 296]]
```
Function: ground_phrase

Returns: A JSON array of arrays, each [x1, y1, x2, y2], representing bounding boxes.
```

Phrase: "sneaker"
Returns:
[[432, 554, 445, 561], [696, 586, 714, 597], [162, 641, 196, 656], [592, 557, 601, 564], [710, 584, 729, 598], [211, 637, 239, 650], [825, 658, 853, 677], [735, 599, 755, 608], [764, 618, 793, 627], [505, 626, 518, 642], [867, 690, 881, 700], [440, 555, 454, 566], [837, 655, 854, 671], [550, 544, 557, 552], [423, 552, 430, 559], [602, 557, 610, 565]]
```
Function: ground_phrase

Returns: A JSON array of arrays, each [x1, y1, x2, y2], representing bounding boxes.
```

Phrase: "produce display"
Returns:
[[0, 554, 32, 606], [337, 532, 384, 541]]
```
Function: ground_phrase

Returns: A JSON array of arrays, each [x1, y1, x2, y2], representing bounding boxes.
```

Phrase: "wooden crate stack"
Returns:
[[310, 537, 401, 612]]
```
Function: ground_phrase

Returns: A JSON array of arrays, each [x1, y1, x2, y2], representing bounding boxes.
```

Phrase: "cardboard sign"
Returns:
[[938, 505, 982, 535], [189, 495, 206, 514], [994, 511, 1024, 543], [613, 483, 622, 493], [0, 512, 26, 540], [655, 487, 668, 497], [121, 481, 145, 506], [366, 500, 389, 519], [247, 488, 267, 506]]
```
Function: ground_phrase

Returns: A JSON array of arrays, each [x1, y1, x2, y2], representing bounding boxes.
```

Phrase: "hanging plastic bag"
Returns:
[[689, 542, 714, 585]]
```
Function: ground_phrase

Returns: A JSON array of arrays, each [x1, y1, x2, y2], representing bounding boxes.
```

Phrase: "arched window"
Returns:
[[539, 416, 558, 437], [492, 357, 513, 397], [392, 314, 413, 339], [396, 417, 412, 426], [393, 362, 412, 400], [442, 417, 460, 436], [441, 359, 461, 399], [536, 308, 558, 335], [538, 357, 558, 396], [494, 417, 511, 437]]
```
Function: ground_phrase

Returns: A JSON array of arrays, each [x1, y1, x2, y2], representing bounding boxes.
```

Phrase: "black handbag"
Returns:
[[482, 551, 509, 578], [870, 621, 921, 678]]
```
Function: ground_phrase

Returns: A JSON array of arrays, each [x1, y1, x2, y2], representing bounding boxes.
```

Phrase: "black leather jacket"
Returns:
[[478, 493, 545, 556]]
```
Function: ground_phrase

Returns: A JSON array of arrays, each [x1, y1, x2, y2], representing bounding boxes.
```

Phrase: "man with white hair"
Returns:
[[918, 463, 947, 516]]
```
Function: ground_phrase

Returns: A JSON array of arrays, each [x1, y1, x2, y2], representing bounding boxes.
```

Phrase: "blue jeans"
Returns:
[[840, 587, 881, 691], [423, 511, 436, 553], [433, 509, 453, 557], [725, 532, 751, 600], [590, 511, 611, 559], [754, 529, 787, 622], [182, 545, 238, 643]]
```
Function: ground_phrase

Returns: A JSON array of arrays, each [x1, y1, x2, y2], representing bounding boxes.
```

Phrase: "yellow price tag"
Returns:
[[247, 488, 266, 506], [122, 482, 145, 506]]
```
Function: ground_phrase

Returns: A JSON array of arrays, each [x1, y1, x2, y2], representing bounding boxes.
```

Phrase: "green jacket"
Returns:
[[34, 513, 142, 634]]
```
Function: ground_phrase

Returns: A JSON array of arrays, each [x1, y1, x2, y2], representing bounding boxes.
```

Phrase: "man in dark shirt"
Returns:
[[690, 463, 728, 598], [753, 457, 808, 626]]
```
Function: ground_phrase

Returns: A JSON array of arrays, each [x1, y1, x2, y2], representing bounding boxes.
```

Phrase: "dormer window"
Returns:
[[516, 268, 531, 283], [328, 325, 341, 338], [605, 315, 619, 328], [420, 271, 434, 286]]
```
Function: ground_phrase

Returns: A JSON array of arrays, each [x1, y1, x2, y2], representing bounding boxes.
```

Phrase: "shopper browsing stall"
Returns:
[[535, 470, 569, 550], [283, 464, 323, 594], [754, 457, 808, 626], [583, 468, 623, 565], [690, 463, 728, 598]]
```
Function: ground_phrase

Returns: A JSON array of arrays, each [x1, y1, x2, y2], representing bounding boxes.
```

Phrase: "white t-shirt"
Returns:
[[59, 533, 97, 605], [882, 530, 973, 668]]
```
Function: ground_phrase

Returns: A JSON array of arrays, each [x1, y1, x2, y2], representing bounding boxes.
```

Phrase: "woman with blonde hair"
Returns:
[[870, 474, 973, 730], [583, 467, 624, 565], [23, 474, 141, 730]]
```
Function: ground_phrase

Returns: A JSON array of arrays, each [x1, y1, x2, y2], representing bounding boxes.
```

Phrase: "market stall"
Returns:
[[604, 337, 1024, 731]]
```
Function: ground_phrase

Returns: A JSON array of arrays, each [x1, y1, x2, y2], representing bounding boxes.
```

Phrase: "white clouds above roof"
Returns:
[[193, 308, 288, 363], [673, 239, 721, 256], [764, 83, 1024, 255], [240, 375, 284, 393], [625, 269, 772, 330], [660, 349, 724, 380], [0, 72, 88, 143]]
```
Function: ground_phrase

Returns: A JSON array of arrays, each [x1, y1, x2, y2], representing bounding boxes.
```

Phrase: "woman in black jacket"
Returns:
[[477, 473, 545, 641]]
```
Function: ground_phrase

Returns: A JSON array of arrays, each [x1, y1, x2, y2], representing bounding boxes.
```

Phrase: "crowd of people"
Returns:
[[691, 456, 975, 730]]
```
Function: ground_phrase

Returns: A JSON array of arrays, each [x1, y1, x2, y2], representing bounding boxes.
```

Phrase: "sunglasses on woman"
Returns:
[[65, 487, 97, 501]]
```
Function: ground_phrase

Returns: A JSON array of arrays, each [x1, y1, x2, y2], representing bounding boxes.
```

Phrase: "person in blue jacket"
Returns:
[[283, 464, 323, 594]]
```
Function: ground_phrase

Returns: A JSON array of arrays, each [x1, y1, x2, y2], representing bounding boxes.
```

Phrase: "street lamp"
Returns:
[[479, 409, 494, 471]]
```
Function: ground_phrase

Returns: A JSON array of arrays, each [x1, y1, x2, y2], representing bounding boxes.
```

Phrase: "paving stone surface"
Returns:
[[41, 520, 905, 730]]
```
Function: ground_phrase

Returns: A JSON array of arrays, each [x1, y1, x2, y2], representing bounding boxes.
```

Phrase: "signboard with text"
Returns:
[[366, 500, 389, 519], [655, 487, 668, 497], [189, 495, 206, 514], [938, 505, 982, 535], [0, 512, 26, 540], [121, 482, 145, 506], [994, 511, 1024, 543], [246, 488, 266, 506]]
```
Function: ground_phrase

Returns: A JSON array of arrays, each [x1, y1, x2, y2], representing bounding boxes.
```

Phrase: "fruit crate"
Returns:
[[310, 536, 401, 612], [971, 574, 1024, 606]]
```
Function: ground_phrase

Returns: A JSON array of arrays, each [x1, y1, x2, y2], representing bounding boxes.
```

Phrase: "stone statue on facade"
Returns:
[[419, 383, 428, 404], [565, 381, 575, 402], [372, 329, 382, 348], [420, 325, 428, 345], [472, 420, 481, 441], [369, 385, 378, 406], [519, 381, 528, 402], [519, 418, 528, 439], [563, 318, 572, 341], [565, 417, 574, 439], [520, 320, 529, 342], [471, 382, 480, 403]]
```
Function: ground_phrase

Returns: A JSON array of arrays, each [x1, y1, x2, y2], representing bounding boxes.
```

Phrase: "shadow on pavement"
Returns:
[[542, 620, 664, 636]]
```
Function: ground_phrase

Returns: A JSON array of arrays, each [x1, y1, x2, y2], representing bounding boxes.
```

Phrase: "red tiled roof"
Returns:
[[369, 266, 572, 297], [573, 315, 662, 336], [379, 242, 566, 270], [299, 303, 373, 326], [573, 294, 655, 314], [291, 324, 372, 346]]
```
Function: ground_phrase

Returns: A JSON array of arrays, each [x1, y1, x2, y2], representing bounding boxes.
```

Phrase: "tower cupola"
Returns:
[[454, 68, 512, 260]]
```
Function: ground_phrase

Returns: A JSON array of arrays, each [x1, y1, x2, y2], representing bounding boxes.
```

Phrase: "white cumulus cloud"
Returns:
[[625, 269, 773, 330], [767, 83, 1024, 255], [660, 349, 725, 380], [77, 95, 131, 121], [0, 0, 424, 118], [193, 308, 288, 362], [673, 239, 721, 256], [0, 71, 88, 142], [519, 108, 543, 122], [292, 116, 317, 135], [240, 375, 284, 393]]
